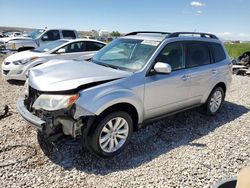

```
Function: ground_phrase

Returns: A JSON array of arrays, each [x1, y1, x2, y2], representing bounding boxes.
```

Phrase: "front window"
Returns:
[[28, 29, 45, 39], [42, 30, 60, 41], [92, 39, 159, 71], [33, 40, 68, 53], [156, 42, 185, 71]]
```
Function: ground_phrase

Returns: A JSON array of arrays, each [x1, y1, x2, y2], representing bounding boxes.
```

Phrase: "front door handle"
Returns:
[[181, 75, 189, 81], [212, 69, 217, 74]]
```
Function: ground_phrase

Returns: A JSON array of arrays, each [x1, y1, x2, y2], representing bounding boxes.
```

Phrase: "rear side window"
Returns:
[[60, 41, 86, 53], [186, 42, 211, 68], [62, 30, 76, 39], [86, 42, 105, 51], [210, 43, 226, 63]]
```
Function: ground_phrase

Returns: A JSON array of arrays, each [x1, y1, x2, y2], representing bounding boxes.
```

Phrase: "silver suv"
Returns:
[[17, 31, 232, 157]]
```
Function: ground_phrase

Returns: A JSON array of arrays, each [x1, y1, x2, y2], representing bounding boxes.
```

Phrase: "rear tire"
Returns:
[[85, 111, 133, 157], [204, 87, 225, 116]]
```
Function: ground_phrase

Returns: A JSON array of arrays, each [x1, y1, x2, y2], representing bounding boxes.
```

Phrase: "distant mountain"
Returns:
[[0, 26, 34, 33]]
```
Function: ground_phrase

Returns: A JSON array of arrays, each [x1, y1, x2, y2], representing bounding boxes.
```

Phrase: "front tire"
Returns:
[[204, 87, 225, 115], [86, 111, 133, 157]]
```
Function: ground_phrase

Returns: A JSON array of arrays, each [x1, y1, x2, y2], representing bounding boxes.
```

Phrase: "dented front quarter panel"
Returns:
[[75, 74, 145, 124]]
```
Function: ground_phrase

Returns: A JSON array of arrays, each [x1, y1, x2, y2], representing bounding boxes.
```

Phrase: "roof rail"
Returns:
[[125, 31, 171, 36], [167, 32, 218, 39]]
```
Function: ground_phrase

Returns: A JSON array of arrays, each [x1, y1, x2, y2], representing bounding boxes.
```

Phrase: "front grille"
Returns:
[[3, 70, 10, 75]]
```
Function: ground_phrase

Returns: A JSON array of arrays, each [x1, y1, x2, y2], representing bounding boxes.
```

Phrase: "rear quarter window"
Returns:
[[86, 42, 105, 51], [210, 43, 226, 63]]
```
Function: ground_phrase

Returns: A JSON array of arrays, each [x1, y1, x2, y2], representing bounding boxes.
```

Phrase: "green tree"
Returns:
[[110, 31, 121, 37]]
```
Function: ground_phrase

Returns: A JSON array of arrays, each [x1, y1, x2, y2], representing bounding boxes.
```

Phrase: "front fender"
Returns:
[[76, 87, 144, 123], [7, 39, 37, 50]]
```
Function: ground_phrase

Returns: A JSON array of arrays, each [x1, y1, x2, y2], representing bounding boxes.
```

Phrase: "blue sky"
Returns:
[[0, 0, 249, 40]]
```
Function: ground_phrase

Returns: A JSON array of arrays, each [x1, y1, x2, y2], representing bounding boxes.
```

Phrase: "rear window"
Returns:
[[62, 30, 76, 39], [186, 42, 211, 68], [210, 43, 226, 63]]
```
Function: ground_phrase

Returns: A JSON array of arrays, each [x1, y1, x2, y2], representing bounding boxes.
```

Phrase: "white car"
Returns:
[[2, 39, 106, 80], [5, 32, 23, 37]]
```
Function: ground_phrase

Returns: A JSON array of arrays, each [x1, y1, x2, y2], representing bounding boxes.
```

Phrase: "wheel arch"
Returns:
[[96, 102, 140, 131], [17, 47, 35, 52], [202, 81, 227, 104], [213, 82, 226, 94]]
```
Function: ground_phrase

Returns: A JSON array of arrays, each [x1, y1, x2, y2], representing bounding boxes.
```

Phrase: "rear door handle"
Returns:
[[181, 75, 189, 81]]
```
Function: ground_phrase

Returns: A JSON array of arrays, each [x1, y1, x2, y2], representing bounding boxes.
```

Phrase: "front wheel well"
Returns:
[[97, 103, 139, 131], [18, 47, 35, 52]]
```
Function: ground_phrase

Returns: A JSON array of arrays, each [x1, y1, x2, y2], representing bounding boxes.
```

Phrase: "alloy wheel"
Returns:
[[209, 90, 222, 113], [99, 117, 129, 153]]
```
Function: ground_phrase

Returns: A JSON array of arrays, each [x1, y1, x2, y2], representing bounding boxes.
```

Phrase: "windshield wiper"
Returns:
[[99, 63, 119, 70], [31, 49, 41, 53]]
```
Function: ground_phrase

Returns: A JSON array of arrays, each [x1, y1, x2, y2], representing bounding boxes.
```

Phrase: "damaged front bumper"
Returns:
[[17, 97, 45, 131], [17, 97, 93, 138]]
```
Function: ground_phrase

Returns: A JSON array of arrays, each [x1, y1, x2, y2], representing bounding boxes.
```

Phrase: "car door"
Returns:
[[144, 42, 191, 119], [184, 41, 214, 105]]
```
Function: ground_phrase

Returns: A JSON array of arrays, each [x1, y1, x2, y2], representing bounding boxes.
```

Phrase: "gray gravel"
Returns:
[[0, 54, 250, 188]]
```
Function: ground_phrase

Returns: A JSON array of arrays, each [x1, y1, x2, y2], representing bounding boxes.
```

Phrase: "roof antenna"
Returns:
[[193, 29, 196, 36]]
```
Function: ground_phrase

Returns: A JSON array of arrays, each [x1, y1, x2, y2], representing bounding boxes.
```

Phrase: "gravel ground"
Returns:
[[0, 54, 249, 188]]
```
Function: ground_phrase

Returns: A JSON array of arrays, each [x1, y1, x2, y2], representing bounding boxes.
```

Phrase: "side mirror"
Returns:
[[56, 48, 66, 54], [41, 35, 49, 41], [154, 62, 172, 74]]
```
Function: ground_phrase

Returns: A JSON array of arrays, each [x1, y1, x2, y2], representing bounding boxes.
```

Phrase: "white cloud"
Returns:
[[197, 10, 202, 14], [191, 1, 206, 7], [217, 32, 233, 37], [238, 33, 250, 38]]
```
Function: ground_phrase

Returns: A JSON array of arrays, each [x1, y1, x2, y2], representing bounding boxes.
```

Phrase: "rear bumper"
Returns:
[[17, 97, 45, 131]]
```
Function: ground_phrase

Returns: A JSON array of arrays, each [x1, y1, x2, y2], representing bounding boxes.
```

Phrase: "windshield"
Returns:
[[33, 40, 68, 53], [28, 29, 45, 39], [92, 38, 159, 72]]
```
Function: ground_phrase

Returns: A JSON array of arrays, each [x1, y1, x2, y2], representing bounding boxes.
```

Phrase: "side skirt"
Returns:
[[138, 104, 202, 129]]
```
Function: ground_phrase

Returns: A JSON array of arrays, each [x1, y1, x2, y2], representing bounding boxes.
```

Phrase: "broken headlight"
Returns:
[[0, 44, 5, 50], [32, 94, 79, 111]]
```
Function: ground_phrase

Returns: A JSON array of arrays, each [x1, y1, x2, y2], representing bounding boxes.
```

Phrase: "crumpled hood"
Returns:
[[29, 60, 132, 92], [0, 36, 33, 43], [4, 50, 43, 62]]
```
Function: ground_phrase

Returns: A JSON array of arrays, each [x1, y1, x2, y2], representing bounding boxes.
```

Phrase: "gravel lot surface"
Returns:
[[0, 54, 249, 188]]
